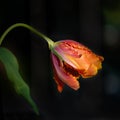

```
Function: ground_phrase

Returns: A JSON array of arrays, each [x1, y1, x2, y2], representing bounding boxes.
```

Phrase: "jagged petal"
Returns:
[[54, 40, 104, 78]]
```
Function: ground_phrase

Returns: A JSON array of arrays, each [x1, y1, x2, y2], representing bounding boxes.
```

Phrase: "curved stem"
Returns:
[[0, 23, 54, 49]]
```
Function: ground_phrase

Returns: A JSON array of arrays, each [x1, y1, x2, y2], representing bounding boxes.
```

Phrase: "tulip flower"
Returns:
[[51, 40, 104, 92], [0, 23, 104, 94], [0, 23, 104, 115]]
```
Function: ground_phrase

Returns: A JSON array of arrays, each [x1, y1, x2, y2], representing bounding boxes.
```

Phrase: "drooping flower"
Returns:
[[51, 40, 104, 92]]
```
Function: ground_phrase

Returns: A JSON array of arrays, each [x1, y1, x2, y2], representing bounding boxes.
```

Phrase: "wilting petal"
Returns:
[[53, 67, 64, 92], [51, 53, 80, 91]]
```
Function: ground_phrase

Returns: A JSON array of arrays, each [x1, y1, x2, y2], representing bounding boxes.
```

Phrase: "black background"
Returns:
[[0, 0, 120, 120]]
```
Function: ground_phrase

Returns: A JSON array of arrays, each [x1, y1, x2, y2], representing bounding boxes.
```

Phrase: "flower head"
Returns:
[[51, 40, 104, 92]]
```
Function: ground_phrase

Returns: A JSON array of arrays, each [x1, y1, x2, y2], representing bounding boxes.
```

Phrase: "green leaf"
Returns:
[[0, 47, 39, 115]]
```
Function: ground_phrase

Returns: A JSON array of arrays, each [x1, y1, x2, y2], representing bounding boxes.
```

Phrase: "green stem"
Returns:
[[0, 23, 54, 49]]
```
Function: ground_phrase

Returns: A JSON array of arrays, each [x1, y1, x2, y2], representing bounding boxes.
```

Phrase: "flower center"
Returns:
[[63, 61, 80, 78]]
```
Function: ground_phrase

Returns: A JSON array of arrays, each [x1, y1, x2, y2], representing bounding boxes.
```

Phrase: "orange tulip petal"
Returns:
[[54, 40, 104, 78]]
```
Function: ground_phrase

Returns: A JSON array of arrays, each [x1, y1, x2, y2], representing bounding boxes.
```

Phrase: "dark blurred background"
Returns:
[[0, 0, 120, 120]]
